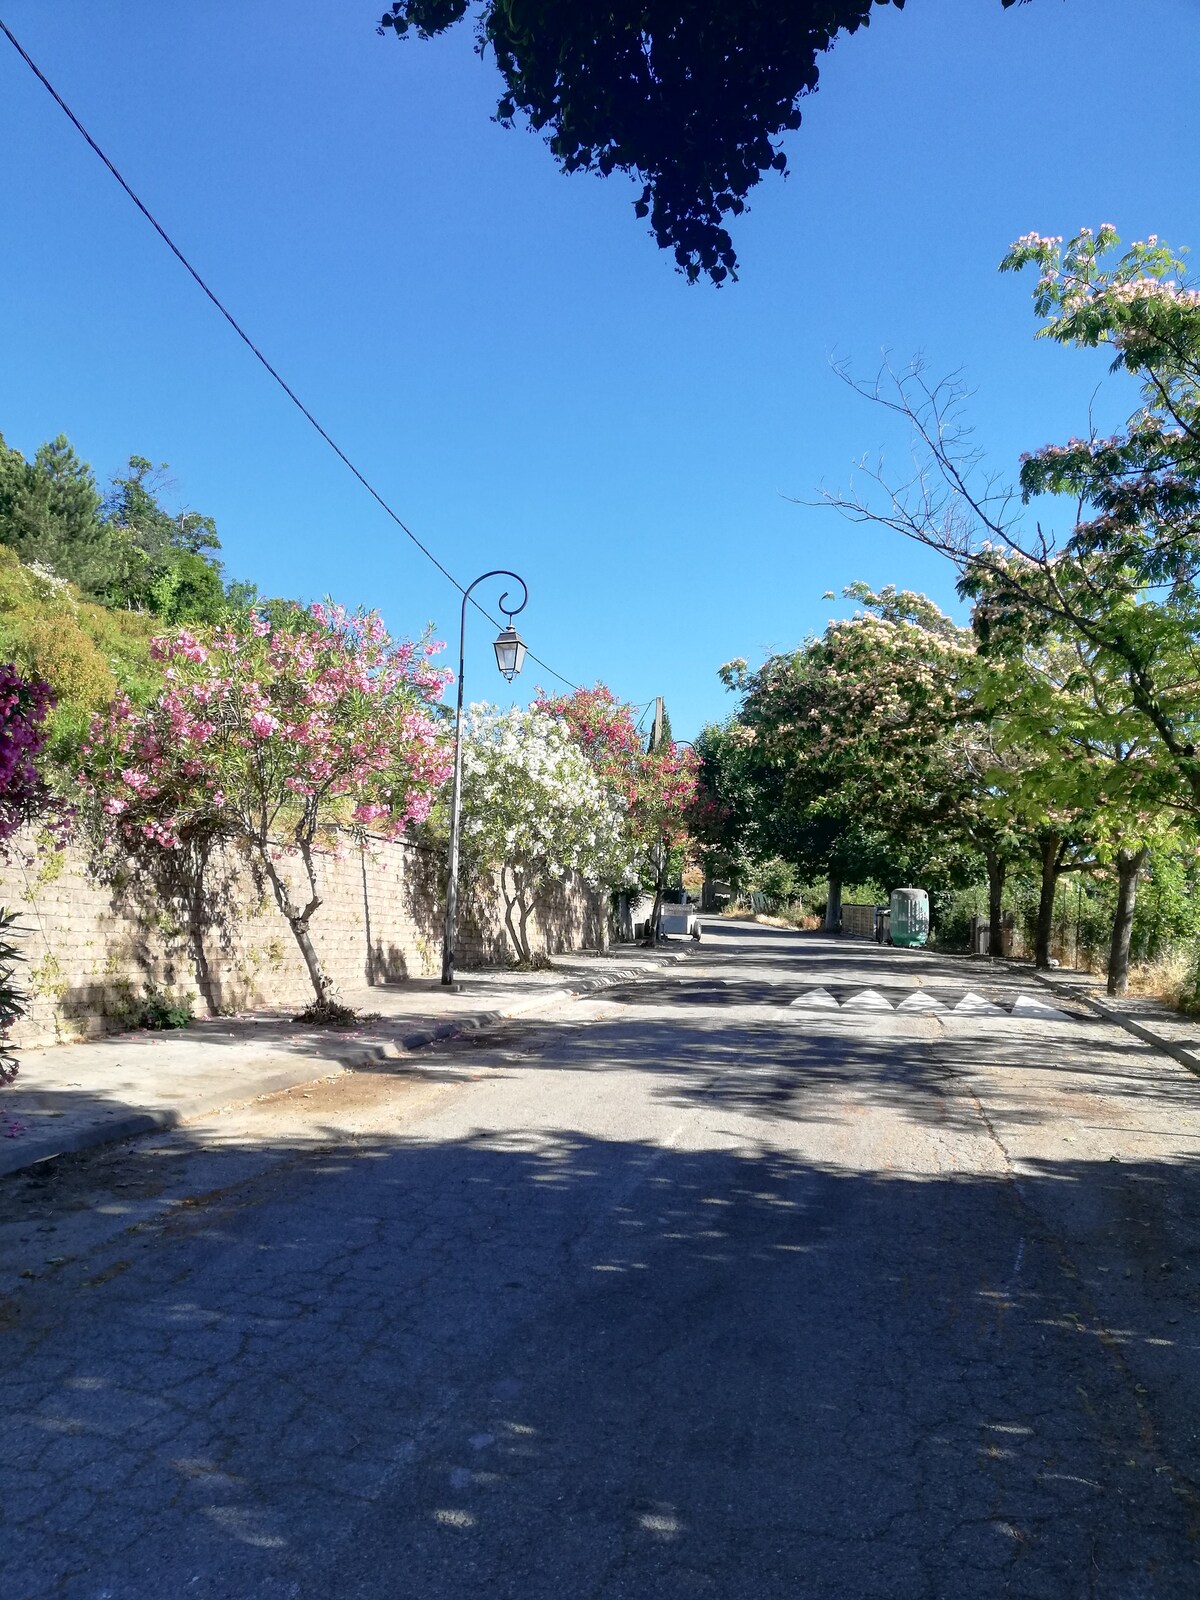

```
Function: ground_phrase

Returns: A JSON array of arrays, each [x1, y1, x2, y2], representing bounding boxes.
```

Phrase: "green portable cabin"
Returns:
[[889, 887, 929, 948]]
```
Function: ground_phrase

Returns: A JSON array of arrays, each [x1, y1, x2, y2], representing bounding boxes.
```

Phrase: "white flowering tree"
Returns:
[[457, 705, 637, 962]]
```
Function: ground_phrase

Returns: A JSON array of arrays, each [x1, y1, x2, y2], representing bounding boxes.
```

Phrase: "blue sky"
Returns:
[[3, 0, 1199, 738]]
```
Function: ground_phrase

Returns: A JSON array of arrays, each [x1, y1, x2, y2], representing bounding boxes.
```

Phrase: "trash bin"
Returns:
[[889, 888, 929, 948]]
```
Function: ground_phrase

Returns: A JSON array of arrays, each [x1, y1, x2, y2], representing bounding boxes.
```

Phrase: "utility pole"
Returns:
[[651, 696, 663, 753]]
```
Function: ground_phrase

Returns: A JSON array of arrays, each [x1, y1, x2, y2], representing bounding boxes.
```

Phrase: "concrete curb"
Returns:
[[1033, 970, 1200, 1081], [0, 946, 695, 1181]]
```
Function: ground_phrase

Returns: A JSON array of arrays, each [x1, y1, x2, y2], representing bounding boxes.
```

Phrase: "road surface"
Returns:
[[3, 920, 1199, 1597]]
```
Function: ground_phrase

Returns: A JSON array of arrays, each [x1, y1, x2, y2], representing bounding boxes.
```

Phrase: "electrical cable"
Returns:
[[0, 16, 585, 690]]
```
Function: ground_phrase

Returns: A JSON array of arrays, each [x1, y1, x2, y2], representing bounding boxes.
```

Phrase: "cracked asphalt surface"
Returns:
[[3, 919, 1200, 1598]]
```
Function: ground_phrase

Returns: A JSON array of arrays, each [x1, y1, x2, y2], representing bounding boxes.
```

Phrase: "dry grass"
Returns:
[[719, 906, 821, 932], [1124, 949, 1199, 1010], [1064, 945, 1198, 1011]]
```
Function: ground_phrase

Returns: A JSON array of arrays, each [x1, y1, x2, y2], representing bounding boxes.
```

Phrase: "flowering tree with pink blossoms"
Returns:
[[83, 604, 453, 1015], [534, 684, 700, 939]]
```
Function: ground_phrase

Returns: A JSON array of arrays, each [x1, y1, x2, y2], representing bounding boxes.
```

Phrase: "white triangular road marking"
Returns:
[[896, 992, 948, 1013], [953, 991, 1005, 1015], [1012, 994, 1071, 1021], [789, 987, 840, 1009], [840, 988, 894, 1011]]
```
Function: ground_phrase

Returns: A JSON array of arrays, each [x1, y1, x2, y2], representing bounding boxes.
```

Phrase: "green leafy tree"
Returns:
[[978, 625, 1186, 987], [0, 433, 111, 591], [821, 224, 1200, 985], [97, 456, 228, 622], [1, 433, 244, 624], [825, 225, 1200, 817], [378, 0, 1032, 284], [750, 857, 798, 906], [720, 586, 987, 926], [0, 548, 161, 769], [690, 718, 763, 896]]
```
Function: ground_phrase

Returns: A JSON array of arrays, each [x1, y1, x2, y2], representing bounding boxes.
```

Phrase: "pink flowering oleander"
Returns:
[[81, 604, 456, 1006], [533, 683, 700, 858]]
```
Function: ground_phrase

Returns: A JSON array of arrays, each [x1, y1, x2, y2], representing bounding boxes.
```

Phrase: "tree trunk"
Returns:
[[985, 850, 1006, 959], [518, 891, 534, 963], [824, 876, 842, 933], [501, 866, 522, 962], [183, 841, 218, 1014], [647, 884, 665, 943], [360, 846, 376, 986], [1107, 847, 1148, 997], [260, 852, 334, 1005], [647, 837, 666, 942], [1034, 835, 1061, 970]]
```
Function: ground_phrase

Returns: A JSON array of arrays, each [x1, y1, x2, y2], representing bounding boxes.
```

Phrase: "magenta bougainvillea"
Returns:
[[0, 663, 55, 1086], [0, 663, 55, 846], [83, 604, 454, 1009]]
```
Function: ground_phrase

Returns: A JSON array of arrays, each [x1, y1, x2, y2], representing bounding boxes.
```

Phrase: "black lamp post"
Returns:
[[442, 570, 529, 986]]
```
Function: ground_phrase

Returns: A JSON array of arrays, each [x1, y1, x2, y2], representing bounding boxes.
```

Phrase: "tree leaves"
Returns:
[[378, 2, 1032, 283]]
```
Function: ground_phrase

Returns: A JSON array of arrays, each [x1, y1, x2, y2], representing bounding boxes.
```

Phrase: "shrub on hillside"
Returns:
[[0, 548, 161, 768]]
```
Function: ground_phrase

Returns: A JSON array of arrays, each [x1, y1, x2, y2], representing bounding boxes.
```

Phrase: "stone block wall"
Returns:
[[0, 828, 605, 1049]]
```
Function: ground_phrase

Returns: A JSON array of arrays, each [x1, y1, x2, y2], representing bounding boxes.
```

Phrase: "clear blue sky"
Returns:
[[3, 0, 1198, 738]]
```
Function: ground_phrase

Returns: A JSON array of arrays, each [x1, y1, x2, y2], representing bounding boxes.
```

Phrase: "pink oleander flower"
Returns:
[[82, 604, 454, 1007]]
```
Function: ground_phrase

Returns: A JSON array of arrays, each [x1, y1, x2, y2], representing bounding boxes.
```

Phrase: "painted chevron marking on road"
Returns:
[[789, 987, 840, 1009], [1011, 994, 1072, 1021], [895, 992, 948, 1013], [783, 986, 1076, 1019], [839, 988, 894, 1012], [951, 992, 1005, 1015]]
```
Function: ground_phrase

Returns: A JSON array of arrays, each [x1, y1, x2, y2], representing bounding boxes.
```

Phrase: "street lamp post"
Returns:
[[442, 570, 529, 986]]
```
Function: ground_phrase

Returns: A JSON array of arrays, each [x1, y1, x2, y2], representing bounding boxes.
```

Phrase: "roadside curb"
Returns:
[[0, 945, 695, 1181], [338, 948, 695, 1069], [1033, 970, 1200, 1081]]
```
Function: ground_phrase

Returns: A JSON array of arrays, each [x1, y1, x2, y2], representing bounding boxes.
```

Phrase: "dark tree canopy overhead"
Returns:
[[379, 1, 1031, 283]]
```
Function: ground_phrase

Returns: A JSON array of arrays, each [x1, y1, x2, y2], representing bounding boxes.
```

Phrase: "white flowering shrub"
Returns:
[[458, 705, 637, 960]]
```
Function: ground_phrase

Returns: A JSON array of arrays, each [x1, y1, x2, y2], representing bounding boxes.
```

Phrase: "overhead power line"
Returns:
[[0, 16, 583, 690]]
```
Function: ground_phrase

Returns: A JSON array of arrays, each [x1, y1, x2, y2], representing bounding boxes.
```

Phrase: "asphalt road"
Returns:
[[4, 920, 1200, 1599]]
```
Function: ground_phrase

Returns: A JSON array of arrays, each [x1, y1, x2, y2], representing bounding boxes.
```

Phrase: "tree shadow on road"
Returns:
[[421, 999, 1199, 1142], [4, 1104, 1200, 1599]]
